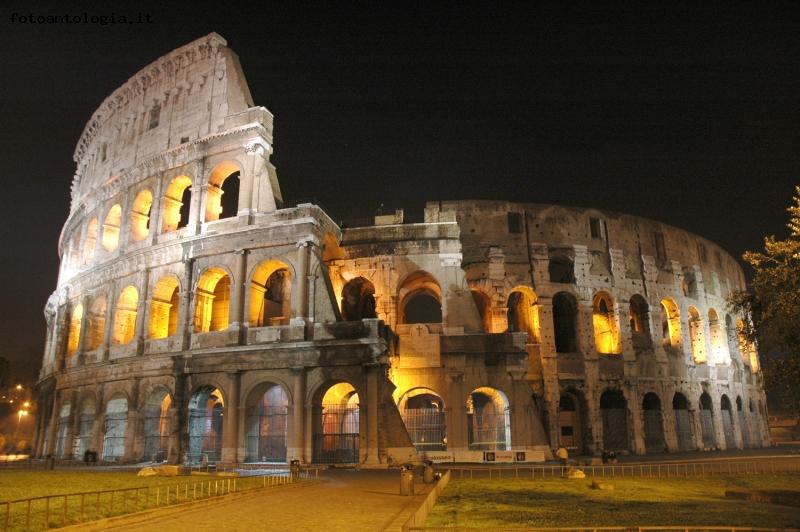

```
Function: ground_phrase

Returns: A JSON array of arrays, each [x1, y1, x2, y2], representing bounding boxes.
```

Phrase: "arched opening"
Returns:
[[737, 395, 751, 447], [506, 287, 540, 342], [103, 395, 128, 461], [398, 388, 446, 452], [699, 392, 716, 448], [66, 303, 83, 357], [205, 162, 241, 222], [162, 175, 193, 233], [549, 255, 575, 284], [55, 403, 71, 458], [629, 295, 652, 349], [187, 386, 224, 463], [642, 393, 665, 453], [707, 309, 728, 364], [660, 298, 682, 348], [552, 292, 578, 353], [558, 391, 587, 454], [112, 286, 138, 345], [143, 390, 171, 462], [130, 189, 153, 242], [736, 319, 759, 372], [83, 218, 97, 264], [249, 260, 292, 327], [398, 271, 442, 324], [73, 397, 96, 458], [245, 383, 289, 463], [672, 393, 694, 451], [86, 297, 107, 351], [148, 277, 180, 339], [194, 268, 230, 332], [341, 277, 377, 321], [600, 389, 628, 451], [725, 315, 740, 362], [466, 387, 510, 451], [101, 204, 122, 252], [688, 307, 707, 363], [720, 395, 735, 449], [470, 290, 492, 332], [593, 292, 621, 355], [312, 382, 360, 464]]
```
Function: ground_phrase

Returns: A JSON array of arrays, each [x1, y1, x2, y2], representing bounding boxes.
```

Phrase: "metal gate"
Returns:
[[674, 409, 694, 451], [738, 411, 751, 447], [402, 408, 446, 451], [55, 418, 70, 458], [103, 412, 127, 460], [312, 405, 359, 464], [722, 409, 735, 449], [700, 409, 716, 448], [643, 409, 665, 453], [73, 415, 94, 457], [602, 408, 628, 451], [187, 408, 223, 463], [467, 407, 510, 450], [558, 410, 581, 451], [245, 406, 288, 462], [143, 413, 169, 462]]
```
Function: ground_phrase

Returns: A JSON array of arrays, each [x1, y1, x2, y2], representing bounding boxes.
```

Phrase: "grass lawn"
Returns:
[[427, 474, 800, 529]]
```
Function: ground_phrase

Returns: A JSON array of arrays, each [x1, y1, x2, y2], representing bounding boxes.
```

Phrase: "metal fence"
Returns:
[[407, 527, 791, 532], [446, 458, 800, 481], [1, 470, 313, 531]]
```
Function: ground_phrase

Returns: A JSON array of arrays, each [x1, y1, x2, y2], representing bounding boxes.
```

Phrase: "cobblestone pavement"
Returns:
[[70, 469, 429, 532]]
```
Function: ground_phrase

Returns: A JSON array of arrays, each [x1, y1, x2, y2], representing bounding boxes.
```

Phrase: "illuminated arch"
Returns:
[[398, 271, 442, 324], [688, 306, 707, 363], [130, 189, 153, 242], [66, 303, 83, 357], [194, 267, 231, 332], [103, 394, 128, 461], [86, 296, 107, 351], [112, 286, 138, 345], [187, 386, 224, 463], [398, 387, 446, 451], [736, 319, 759, 372], [660, 298, 682, 348], [148, 276, 180, 339], [101, 204, 122, 252], [312, 382, 360, 464], [466, 387, 510, 451], [249, 260, 292, 327], [74, 396, 96, 457], [83, 218, 98, 264], [162, 175, 193, 233], [341, 277, 377, 322], [205, 161, 241, 222], [506, 286, 540, 342], [707, 308, 729, 364], [593, 291, 621, 355], [244, 382, 290, 462], [470, 289, 492, 332]]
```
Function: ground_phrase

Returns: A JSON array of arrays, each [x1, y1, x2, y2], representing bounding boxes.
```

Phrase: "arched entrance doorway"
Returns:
[[103, 395, 128, 461], [312, 382, 360, 464], [187, 387, 224, 463], [600, 390, 628, 451], [672, 393, 694, 451], [557, 392, 586, 453], [466, 387, 510, 451], [143, 390, 171, 462], [699, 392, 716, 448], [720, 395, 735, 449], [642, 393, 665, 453], [398, 388, 446, 452], [245, 383, 289, 462]]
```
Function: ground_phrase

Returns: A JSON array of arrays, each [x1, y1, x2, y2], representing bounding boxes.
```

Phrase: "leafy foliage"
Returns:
[[729, 185, 800, 414]]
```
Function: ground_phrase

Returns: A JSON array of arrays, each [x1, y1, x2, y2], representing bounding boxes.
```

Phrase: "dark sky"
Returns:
[[1, 2, 798, 381]]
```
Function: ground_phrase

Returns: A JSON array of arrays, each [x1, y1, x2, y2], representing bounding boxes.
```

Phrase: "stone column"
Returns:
[[134, 269, 150, 355], [628, 386, 646, 455], [102, 285, 116, 361], [711, 395, 727, 451], [363, 363, 380, 465], [180, 259, 195, 350], [292, 241, 310, 323], [289, 367, 306, 463], [221, 372, 241, 463], [169, 372, 187, 464], [124, 380, 140, 462], [230, 249, 248, 341], [45, 391, 60, 456], [76, 295, 91, 357], [446, 373, 466, 453]]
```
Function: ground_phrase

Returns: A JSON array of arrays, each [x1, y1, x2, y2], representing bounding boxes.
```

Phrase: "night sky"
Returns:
[[1, 2, 798, 381]]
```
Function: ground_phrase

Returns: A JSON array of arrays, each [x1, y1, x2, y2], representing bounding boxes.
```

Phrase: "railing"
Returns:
[[446, 458, 800, 481], [1, 470, 313, 531], [406, 527, 790, 532]]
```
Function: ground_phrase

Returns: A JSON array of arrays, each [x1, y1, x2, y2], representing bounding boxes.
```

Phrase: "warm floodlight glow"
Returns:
[[592, 292, 620, 355], [162, 175, 193, 233], [112, 285, 139, 345], [66, 304, 83, 357], [149, 276, 180, 339], [101, 204, 122, 252], [130, 189, 154, 241], [688, 306, 707, 364], [195, 268, 230, 332]]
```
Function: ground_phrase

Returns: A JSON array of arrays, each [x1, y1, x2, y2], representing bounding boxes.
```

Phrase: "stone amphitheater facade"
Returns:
[[34, 34, 770, 466]]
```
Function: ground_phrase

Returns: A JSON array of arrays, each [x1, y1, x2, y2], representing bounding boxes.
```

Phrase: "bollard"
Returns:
[[422, 460, 435, 484], [400, 464, 415, 496], [290, 459, 301, 480]]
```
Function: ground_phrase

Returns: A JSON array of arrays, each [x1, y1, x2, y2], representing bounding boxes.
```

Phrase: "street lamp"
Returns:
[[14, 409, 28, 437]]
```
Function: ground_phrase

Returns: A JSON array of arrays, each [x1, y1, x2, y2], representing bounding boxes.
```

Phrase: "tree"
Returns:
[[729, 186, 800, 415]]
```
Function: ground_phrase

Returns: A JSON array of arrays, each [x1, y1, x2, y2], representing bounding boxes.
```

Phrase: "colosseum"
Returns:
[[34, 33, 770, 467]]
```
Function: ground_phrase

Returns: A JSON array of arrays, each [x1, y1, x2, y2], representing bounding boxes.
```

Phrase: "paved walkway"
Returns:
[[68, 470, 430, 532]]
